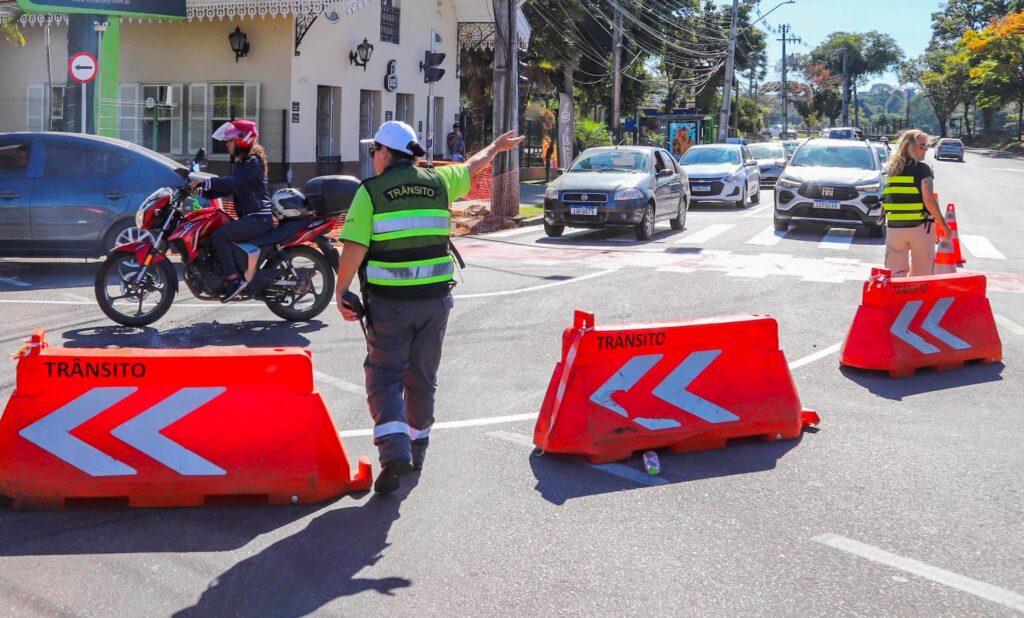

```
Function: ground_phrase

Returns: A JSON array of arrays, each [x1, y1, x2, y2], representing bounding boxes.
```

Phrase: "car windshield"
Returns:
[[828, 129, 853, 139], [569, 151, 648, 173], [874, 146, 889, 163], [681, 148, 740, 165], [748, 145, 785, 159], [782, 141, 800, 155], [790, 144, 876, 170]]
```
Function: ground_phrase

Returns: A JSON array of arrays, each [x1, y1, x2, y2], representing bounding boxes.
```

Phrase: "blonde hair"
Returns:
[[887, 130, 928, 175]]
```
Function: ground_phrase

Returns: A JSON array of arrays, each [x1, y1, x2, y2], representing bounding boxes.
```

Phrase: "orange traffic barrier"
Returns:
[[533, 311, 819, 463], [0, 330, 372, 509], [934, 237, 957, 274], [946, 203, 966, 265], [840, 268, 1002, 378]]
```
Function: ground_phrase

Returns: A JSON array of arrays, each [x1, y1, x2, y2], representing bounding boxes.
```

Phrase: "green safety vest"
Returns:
[[882, 163, 926, 227], [360, 162, 453, 300]]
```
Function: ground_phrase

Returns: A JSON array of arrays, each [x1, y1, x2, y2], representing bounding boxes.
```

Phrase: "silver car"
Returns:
[[747, 142, 788, 186], [680, 144, 761, 208], [773, 138, 885, 237]]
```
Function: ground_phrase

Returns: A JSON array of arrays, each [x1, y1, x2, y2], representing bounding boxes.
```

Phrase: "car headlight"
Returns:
[[725, 173, 740, 182], [613, 187, 644, 201], [777, 177, 801, 189], [855, 183, 881, 192], [544, 186, 559, 200]]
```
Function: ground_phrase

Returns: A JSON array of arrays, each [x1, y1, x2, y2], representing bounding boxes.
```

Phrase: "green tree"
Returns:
[[810, 31, 903, 126], [964, 10, 1024, 140], [2, 8, 26, 47], [904, 49, 960, 137]]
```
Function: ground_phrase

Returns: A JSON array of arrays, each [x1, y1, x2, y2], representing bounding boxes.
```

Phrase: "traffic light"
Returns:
[[421, 51, 446, 83]]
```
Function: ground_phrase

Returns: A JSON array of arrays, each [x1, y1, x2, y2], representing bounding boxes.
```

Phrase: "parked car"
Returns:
[[935, 138, 965, 162], [747, 142, 788, 186], [773, 138, 885, 237], [874, 143, 890, 169], [725, 137, 751, 146], [680, 144, 761, 208], [820, 127, 864, 140], [0, 132, 215, 257], [543, 146, 688, 241]]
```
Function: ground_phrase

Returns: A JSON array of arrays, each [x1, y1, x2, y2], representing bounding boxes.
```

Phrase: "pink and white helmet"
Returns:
[[212, 119, 259, 149]]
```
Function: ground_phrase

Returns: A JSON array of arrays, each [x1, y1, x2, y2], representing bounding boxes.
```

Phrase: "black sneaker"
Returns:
[[374, 459, 413, 494], [412, 443, 428, 471], [222, 278, 249, 303]]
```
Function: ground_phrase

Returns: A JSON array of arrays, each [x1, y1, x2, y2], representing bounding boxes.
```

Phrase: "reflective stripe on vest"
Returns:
[[882, 170, 925, 223], [366, 256, 454, 286], [371, 208, 451, 241]]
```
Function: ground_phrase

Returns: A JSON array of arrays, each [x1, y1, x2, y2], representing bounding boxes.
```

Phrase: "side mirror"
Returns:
[[657, 168, 673, 178]]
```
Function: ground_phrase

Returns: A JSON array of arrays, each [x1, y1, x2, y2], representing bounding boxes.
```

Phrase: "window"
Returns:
[[43, 143, 133, 177], [50, 86, 66, 132], [395, 93, 414, 125], [0, 141, 32, 178], [381, 0, 400, 43], [140, 85, 175, 153]]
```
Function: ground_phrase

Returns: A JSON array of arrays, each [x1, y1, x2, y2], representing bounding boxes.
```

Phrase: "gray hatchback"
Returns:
[[0, 132, 199, 257], [543, 146, 689, 241]]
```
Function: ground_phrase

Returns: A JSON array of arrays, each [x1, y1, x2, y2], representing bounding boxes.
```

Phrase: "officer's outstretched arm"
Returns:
[[466, 131, 526, 177]]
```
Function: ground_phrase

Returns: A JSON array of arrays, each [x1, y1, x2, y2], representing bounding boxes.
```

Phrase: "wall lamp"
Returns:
[[350, 38, 374, 71], [229, 26, 250, 63]]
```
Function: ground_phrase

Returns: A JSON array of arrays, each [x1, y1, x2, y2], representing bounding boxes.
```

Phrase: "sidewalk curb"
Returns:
[[520, 215, 544, 227]]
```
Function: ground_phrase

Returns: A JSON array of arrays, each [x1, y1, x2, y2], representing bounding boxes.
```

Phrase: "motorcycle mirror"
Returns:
[[194, 148, 207, 165]]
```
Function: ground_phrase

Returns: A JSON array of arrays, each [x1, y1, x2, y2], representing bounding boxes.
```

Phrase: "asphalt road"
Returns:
[[0, 148, 1022, 616]]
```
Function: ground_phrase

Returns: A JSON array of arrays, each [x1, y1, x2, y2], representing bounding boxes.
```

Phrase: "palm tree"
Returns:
[[2, 7, 26, 47]]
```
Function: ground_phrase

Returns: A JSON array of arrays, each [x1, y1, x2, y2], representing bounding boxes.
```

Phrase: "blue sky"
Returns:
[[720, 0, 941, 86]]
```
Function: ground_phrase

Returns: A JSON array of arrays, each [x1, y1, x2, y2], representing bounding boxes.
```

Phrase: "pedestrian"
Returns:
[[543, 138, 555, 182], [335, 121, 524, 493], [446, 123, 466, 162], [882, 130, 950, 277]]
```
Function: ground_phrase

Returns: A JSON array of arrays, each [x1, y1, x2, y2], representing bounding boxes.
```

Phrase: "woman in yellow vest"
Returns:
[[882, 130, 950, 277]]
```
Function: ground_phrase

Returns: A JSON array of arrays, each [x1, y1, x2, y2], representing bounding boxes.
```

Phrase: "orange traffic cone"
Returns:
[[934, 237, 957, 274], [946, 203, 966, 265]]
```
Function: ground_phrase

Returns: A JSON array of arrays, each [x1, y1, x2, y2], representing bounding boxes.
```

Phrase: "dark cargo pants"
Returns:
[[364, 293, 453, 465]]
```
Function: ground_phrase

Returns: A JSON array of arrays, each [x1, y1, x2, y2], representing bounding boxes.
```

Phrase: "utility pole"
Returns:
[[778, 24, 800, 137], [491, 0, 520, 217], [611, 1, 623, 143], [717, 0, 740, 142], [841, 46, 849, 126]]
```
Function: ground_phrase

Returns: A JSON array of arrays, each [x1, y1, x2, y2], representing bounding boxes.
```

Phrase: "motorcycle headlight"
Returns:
[[544, 186, 559, 200], [777, 177, 801, 189], [855, 183, 881, 192], [613, 187, 643, 201], [135, 205, 146, 228]]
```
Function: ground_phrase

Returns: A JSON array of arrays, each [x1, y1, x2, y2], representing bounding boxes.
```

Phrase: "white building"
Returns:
[[0, 0, 527, 185]]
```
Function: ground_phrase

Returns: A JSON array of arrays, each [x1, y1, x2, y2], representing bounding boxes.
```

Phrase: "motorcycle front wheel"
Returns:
[[263, 245, 335, 321], [94, 253, 177, 327]]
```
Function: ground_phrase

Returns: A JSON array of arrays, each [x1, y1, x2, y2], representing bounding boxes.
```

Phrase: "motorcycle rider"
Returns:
[[190, 119, 274, 301]]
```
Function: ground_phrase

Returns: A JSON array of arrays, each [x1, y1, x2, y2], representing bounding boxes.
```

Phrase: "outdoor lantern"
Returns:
[[229, 26, 249, 62], [349, 38, 374, 71]]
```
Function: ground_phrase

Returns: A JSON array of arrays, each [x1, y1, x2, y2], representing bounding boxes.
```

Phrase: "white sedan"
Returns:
[[680, 144, 761, 208]]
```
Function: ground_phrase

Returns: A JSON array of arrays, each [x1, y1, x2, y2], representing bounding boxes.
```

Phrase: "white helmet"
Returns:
[[271, 188, 310, 220]]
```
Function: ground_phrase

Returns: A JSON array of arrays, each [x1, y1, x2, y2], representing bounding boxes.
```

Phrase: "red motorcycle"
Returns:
[[95, 167, 358, 327]]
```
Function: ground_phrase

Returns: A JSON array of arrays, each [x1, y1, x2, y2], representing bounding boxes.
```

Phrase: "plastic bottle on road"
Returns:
[[642, 450, 660, 475]]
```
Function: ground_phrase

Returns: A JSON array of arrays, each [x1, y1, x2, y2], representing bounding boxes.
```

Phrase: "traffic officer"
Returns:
[[882, 130, 950, 277], [336, 121, 524, 493]]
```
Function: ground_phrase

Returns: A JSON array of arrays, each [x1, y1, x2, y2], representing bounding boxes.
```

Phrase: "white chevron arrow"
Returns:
[[110, 387, 226, 476], [589, 350, 739, 430], [19, 387, 139, 477], [19, 387, 227, 477], [891, 298, 971, 354]]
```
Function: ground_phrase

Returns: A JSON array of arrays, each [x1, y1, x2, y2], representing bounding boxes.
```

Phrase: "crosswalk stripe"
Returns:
[[818, 228, 856, 250], [746, 225, 787, 246], [959, 234, 1006, 260], [675, 223, 734, 244]]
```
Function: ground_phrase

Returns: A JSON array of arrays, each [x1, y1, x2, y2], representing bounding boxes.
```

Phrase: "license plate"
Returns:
[[692, 185, 711, 192], [814, 200, 841, 209], [569, 205, 598, 216]]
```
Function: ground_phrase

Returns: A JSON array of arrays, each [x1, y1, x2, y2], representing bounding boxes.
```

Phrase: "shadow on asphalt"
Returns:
[[840, 362, 1004, 401], [176, 483, 416, 616], [528, 436, 805, 505], [0, 260, 103, 291], [782, 223, 886, 246], [62, 320, 328, 349]]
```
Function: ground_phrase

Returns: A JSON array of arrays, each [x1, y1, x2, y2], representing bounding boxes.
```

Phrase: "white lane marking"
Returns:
[[454, 268, 617, 299], [312, 370, 366, 396], [787, 342, 842, 370], [746, 225, 787, 246], [487, 430, 668, 486], [959, 235, 1006, 260], [338, 413, 538, 438], [675, 224, 734, 244], [0, 276, 30, 287], [818, 228, 855, 251], [813, 533, 1024, 613], [991, 167, 1024, 173], [66, 293, 90, 302], [741, 203, 772, 217], [487, 226, 543, 239], [995, 314, 1024, 336]]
